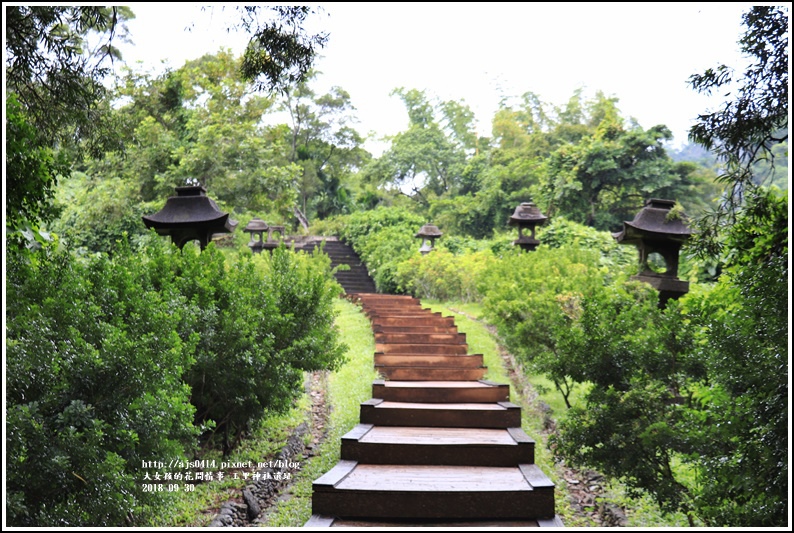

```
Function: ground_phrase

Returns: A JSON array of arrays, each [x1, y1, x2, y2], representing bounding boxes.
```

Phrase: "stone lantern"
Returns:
[[142, 185, 235, 250], [243, 218, 286, 254], [613, 198, 692, 307], [243, 217, 269, 254], [416, 223, 442, 255], [509, 201, 548, 251]]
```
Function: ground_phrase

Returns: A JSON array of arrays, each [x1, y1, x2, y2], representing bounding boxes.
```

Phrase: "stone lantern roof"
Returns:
[[613, 198, 691, 245], [416, 223, 442, 255], [142, 185, 235, 249]]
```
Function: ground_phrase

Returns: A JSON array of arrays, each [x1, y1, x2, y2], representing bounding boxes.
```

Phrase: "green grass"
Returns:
[[257, 298, 379, 527], [153, 385, 317, 526]]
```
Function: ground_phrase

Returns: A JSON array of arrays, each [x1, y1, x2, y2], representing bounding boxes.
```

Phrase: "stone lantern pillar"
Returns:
[[613, 198, 692, 308], [416, 223, 443, 255], [142, 184, 235, 250], [509, 201, 548, 251]]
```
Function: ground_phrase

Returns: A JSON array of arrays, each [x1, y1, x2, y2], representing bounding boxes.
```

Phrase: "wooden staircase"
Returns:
[[297, 237, 377, 294], [305, 294, 563, 527]]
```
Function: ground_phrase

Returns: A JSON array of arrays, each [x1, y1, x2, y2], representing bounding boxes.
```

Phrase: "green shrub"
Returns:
[[6, 240, 199, 526], [394, 248, 496, 302], [336, 206, 426, 293], [177, 243, 347, 452]]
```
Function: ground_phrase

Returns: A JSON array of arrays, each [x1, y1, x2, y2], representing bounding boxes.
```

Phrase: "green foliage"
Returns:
[[237, 6, 329, 95], [50, 172, 149, 253], [335, 206, 427, 293], [687, 5, 789, 258], [5, 94, 70, 247], [542, 121, 681, 230], [4, 6, 132, 158], [394, 249, 496, 302], [6, 240, 199, 526], [479, 246, 612, 406], [678, 192, 788, 526], [538, 217, 637, 272], [177, 244, 347, 451], [5, 231, 347, 525]]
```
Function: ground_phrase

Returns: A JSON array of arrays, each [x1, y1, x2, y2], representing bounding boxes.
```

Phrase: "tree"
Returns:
[[546, 7, 789, 526], [279, 72, 370, 222], [686, 5, 789, 258], [543, 117, 681, 231], [235, 6, 329, 94], [5, 5, 328, 243], [5, 6, 133, 157], [364, 88, 476, 204]]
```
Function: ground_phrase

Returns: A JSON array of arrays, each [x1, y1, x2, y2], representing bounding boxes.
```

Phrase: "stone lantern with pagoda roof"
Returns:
[[142, 184, 236, 250], [509, 201, 548, 251], [416, 223, 443, 255], [613, 198, 692, 307]]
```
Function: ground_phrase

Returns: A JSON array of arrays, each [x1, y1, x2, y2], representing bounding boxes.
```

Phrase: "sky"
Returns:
[[113, 2, 757, 153]]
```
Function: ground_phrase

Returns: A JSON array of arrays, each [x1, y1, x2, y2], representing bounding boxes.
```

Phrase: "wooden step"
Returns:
[[305, 515, 565, 527], [376, 366, 487, 381], [341, 424, 535, 466], [375, 332, 467, 344], [375, 343, 469, 355], [360, 399, 521, 428], [371, 316, 456, 327], [311, 461, 555, 520], [374, 353, 484, 368], [372, 380, 510, 403], [373, 325, 459, 334]]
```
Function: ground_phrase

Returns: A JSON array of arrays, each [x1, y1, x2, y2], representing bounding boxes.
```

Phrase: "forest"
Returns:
[[5, 5, 789, 528]]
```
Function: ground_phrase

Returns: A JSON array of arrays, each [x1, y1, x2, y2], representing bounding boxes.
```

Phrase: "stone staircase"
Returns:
[[305, 294, 563, 527], [296, 237, 377, 295]]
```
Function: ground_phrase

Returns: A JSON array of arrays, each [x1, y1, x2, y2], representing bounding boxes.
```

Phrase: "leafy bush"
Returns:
[[394, 248, 496, 302], [6, 240, 199, 526], [6, 232, 347, 525], [336, 206, 426, 293], [538, 217, 637, 272], [171, 242, 347, 452]]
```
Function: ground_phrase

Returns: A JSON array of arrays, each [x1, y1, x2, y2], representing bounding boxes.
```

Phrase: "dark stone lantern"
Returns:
[[243, 218, 285, 254], [243, 217, 269, 254], [613, 198, 692, 307], [509, 201, 548, 251], [416, 223, 442, 255], [142, 185, 235, 250]]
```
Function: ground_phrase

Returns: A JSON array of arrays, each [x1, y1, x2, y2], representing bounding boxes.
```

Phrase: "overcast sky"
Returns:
[[114, 2, 757, 152]]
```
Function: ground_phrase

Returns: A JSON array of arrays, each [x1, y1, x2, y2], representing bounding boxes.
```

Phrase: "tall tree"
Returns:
[[365, 88, 475, 204], [235, 5, 329, 94], [686, 4, 789, 258], [279, 73, 370, 222]]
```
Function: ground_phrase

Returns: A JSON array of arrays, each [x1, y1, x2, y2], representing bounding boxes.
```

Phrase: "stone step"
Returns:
[[373, 325, 459, 334], [376, 366, 488, 381], [374, 353, 484, 368], [374, 332, 467, 344], [375, 343, 469, 355]]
